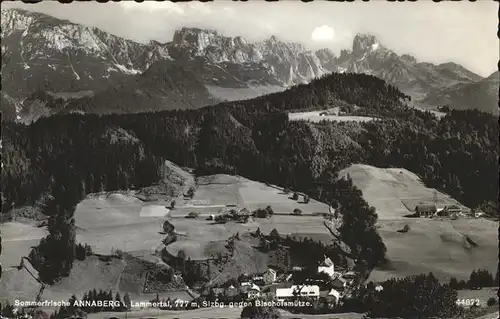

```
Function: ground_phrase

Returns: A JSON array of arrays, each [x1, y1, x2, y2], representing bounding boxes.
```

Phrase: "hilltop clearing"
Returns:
[[338, 164, 465, 220], [289, 110, 375, 123], [339, 164, 498, 282]]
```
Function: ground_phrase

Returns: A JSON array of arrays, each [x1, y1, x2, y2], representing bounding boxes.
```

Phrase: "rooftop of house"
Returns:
[[415, 204, 437, 210], [276, 285, 320, 297], [318, 256, 334, 267]]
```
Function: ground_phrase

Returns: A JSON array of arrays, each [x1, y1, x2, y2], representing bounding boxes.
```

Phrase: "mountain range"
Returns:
[[1, 8, 497, 122]]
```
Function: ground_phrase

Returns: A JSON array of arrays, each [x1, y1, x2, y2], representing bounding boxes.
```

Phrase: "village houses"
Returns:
[[263, 268, 277, 285], [241, 282, 261, 299], [317, 255, 335, 278], [276, 285, 320, 300]]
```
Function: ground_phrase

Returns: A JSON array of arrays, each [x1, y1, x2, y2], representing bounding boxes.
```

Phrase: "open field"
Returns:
[[339, 164, 465, 219], [74, 171, 332, 257], [339, 164, 498, 282], [411, 102, 447, 119], [0, 259, 42, 302], [205, 84, 285, 102], [0, 221, 47, 268], [288, 111, 375, 123], [0, 254, 191, 307], [0, 256, 125, 306], [74, 194, 166, 255]]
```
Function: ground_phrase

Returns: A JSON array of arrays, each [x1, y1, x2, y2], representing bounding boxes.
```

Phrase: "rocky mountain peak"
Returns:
[[1, 8, 46, 38], [352, 33, 380, 55], [315, 48, 336, 61], [400, 54, 417, 64], [171, 27, 220, 45]]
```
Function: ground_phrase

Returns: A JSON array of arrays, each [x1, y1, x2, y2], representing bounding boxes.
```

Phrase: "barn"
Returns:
[[414, 204, 437, 217]]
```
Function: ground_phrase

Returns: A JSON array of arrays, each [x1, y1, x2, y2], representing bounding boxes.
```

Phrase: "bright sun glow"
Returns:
[[311, 25, 335, 42]]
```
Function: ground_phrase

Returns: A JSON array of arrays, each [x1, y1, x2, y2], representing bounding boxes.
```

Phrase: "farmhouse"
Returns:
[[317, 255, 335, 278], [443, 204, 462, 215], [326, 288, 341, 304], [276, 285, 320, 300], [241, 282, 261, 299], [341, 271, 357, 285], [414, 204, 437, 217], [252, 275, 265, 286], [263, 268, 277, 285]]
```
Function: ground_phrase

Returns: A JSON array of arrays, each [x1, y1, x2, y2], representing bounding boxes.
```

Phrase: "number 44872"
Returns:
[[456, 299, 480, 307]]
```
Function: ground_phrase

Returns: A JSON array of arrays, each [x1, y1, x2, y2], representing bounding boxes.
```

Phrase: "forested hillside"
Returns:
[[2, 72, 409, 211], [2, 72, 498, 278]]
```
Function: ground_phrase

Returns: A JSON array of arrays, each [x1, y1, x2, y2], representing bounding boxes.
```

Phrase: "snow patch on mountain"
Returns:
[[114, 63, 141, 75]]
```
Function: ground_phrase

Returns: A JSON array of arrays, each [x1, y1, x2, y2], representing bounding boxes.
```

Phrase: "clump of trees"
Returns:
[[487, 297, 497, 307], [241, 305, 281, 319], [258, 230, 345, 270], [253, 207, 273, 218], [186, 186, 195, 199], [50, 290, 131, 318], [28, 176, 83, 284], [186, 212, 200, 219], [449, 268, 497, 290], [75, 243, 92, 261], [342, 273, 461, 318]]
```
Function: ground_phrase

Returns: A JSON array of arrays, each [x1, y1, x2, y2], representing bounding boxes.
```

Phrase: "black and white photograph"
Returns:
[[0, 1, 498, 319]]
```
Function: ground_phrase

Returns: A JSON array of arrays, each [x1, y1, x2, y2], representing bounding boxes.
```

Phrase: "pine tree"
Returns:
[[123, 292, 131, 310], [68, 294, 77, 310], [115, 292, 123, 311]]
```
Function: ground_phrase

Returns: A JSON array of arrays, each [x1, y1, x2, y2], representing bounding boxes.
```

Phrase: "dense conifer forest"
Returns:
[[1, 72, 497, 283]]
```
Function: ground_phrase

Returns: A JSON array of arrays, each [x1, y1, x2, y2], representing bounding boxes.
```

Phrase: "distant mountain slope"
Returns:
[[0, 8, 170, 121], [1, 8, 168, 97], [1, 8, 491, 121], [62, 60, 218, 114], [332, 34, 483, 101], [423, 71, 499, 113], [0, 9, 335, 118]]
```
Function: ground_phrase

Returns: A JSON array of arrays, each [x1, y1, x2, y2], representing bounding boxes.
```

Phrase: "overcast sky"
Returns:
[[4, 1, 498, 77]]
